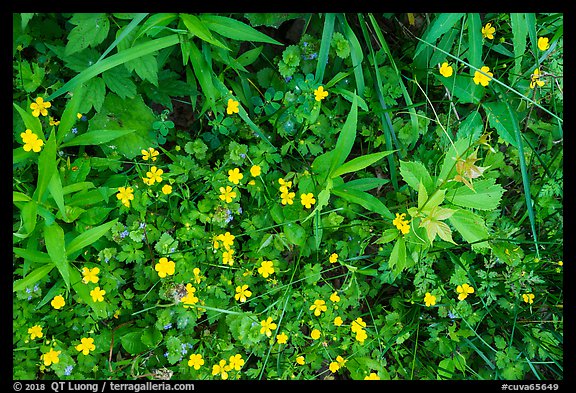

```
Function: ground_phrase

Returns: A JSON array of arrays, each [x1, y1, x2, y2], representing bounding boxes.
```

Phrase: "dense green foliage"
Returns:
[[13, 13, 563, 380]]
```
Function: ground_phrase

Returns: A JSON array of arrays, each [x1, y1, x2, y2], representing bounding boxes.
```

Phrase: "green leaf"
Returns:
[[436, 73, 483, 104], [57, 84, 86, 144], [419, 205, 456, 244], [449, 209, 490, 250], [200, 14, 283, 45], [13, 102, 43, 138], [102, 66, 137, 99], [48, 172, 67, 221], [47, 34, 181, 102], [13, 264, 55, 293], [87, 93, 157, 159], [236, 46, 263, 67], [446, 178, 504, 210], [81, 77, 106, 113], [34, 129, 57, 203], [467, 14, 482, 69], [66, 219, 118, 256], [315, 13, 335, 84], [65, 13, 110, 56], [399, 160, 434, 194], [60, 129, 137, 148], [284, 222, 306, 247], [180, 13, 229, 50], [414, 13, 465, 58], [456, 109, 484, 141], [141, 327, 163, 348], [188, 40, 218, 114], [21, 200, 38, 236], [388, 236, 406, 274], [13, 248, 52, 264], [483, 101, 518, 147], [510, 13, 528, 85], [332, 188, 393, 219], [335, 177, 389, 192], [328, 94, 358, 176], [332, 151, 394, 178], [44, 223, 70, 290]]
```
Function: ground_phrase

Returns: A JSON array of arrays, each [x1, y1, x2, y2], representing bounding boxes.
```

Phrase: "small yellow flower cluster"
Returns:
[[214, 231, 236, 266], [392, 213, 410, 235], [181, 283, 199, 308], [210, 354, 245, 379], [329, 355, 347, 373], [522, 293, 535, 304], [141, 148, 172, 195], [278, 177, 316, 209], [424, 292, 437, 307], [20, 129, 44, 153], [351, 317, 368, 343]]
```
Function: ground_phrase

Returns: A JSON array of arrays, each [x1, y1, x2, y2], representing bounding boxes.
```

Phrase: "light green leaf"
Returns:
[[449, 209, 490, 249], [328, 94, 358, 176], [180, 13, 229, 50], [483, 101, 518, 148], [44, 223, 70, 289], [331, 151, 394, 178], [332, 188, 393, 219], [66, 219, 118, 256], [200, 14, 283, 45], [388, 236, 406, 274], [60, 129, 137, 148], [334, 177, 389, 192], [414, 13, 465, 58], [446, 178, 504, 210], [400, 160, 434, 194], [13, 264, 55, 293], [34, 129, 57, 203], [13, 102, 43, 138], [48, 172, 67, 221], [13, 248, 53, 264], [284, 222, 306, 247]]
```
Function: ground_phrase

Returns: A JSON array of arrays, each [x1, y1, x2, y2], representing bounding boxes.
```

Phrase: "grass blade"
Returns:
[[338, 14, 365, 96], [315, 13, 335, 84], [467, 13, 482, 69], [504, 99, 539, 257], [510, 13, 528, 85], [328, 93, 358, 176], [44, 222, 70, 290], [97, 13, 148, 63]]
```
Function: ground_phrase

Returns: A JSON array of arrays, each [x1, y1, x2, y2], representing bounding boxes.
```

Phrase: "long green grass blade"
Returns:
[[504, 99, 539, 258], [199, 14, 283, 46], [467, 13, 482, 69], [13, 264, 55, 293], [414, 13, 465, 58], [328, 93, 358, 176], [98, 13, 148, 63], [66, 219, 118, 256], [510, 13, 528, 85], [315, 13, 335, 84], [60, 129, 136, 147], [34, 129, 57, 203], [338, 14, 364, 96], [180, 13, 230, 50], [331, 151, 395, 178], [46, 34, 181, 101], [44, 222, 70, 290]]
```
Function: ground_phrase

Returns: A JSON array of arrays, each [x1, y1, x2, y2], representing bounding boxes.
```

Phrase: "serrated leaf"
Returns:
[[87, 93, 157, 159], [80, 77, 106, 113], [449, 209, 490, 250], [65, 13, 110, 56], [483, 101, 518, 148], [419, 205, 456, 244], [102, 63, 137, 98], [388, 236, 406, 274], [399, 160, 434, 194], [446, 178, 504, 210]]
